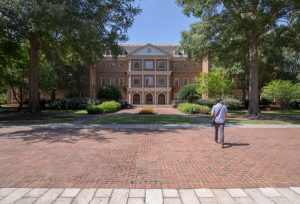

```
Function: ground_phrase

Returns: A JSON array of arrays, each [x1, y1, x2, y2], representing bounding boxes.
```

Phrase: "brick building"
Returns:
[[85, 43, 211, 105], [7, 44, 211, 105]]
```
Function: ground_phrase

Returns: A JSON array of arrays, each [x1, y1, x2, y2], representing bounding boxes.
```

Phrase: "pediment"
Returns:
[[129, 44, 170, 56]]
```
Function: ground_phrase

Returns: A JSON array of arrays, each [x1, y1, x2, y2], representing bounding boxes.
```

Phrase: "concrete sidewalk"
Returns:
[[0, 187, 300, 204]]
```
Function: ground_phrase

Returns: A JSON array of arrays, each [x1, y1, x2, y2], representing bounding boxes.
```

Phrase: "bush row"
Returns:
[[178, 103, 211, 114], [87, 101, 121, 114], [47, 98, 99, 110], [196, 98, 243, 110]]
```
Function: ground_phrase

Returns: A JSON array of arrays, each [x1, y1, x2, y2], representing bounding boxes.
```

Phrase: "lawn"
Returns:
[[87, 115, 210, 124]]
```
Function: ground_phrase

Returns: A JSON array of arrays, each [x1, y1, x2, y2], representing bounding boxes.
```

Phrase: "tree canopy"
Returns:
[[177, 0, 300, 115], [0, 0, 140, 113]]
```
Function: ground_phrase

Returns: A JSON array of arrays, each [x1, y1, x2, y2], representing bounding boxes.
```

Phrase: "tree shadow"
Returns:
[[222, 142, 250, 148]]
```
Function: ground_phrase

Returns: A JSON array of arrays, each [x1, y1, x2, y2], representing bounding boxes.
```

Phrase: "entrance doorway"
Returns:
[[133, 93, 141, 105], [145, 93, 153, 104], [157, 93, 166, 105]]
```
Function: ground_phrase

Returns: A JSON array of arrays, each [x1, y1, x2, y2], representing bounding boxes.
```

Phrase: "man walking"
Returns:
[[211, 99, 228, 148]]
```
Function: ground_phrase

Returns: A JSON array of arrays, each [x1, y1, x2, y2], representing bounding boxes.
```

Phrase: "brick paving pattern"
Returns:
[[0, 126, 299, 189], [0, 187, 300, 204]]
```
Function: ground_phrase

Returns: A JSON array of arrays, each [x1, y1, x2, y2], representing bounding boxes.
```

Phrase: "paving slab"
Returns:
[[109, 189, 129, 204], [234, 197, 255, 204], [127, 198, 145, 204], [0, 188, 31, 204], [53, 197, 73, 204], [259, 188, 282, 197], [276, 188, 300, 203], [90, 197, 110, 204], [270, 197, 292, 204], [95, 189, 113, 198], [35, 188, 64, 204], [72, 188, 96, 204], [291, 187, 300, 195], [0, 188, 16, 197], [60, 188, 81, 198], [244, 189, 275, 204], [25, 188, 48, 197], [162, 189, 179, 197], [212, 189, 236, 204], [227, 188, 248, 197], [14, 197, 38, 204], [145, 189, 163, 204], [195, 188, 214, 198], [164, 198, 182, 204], [199, 197, 219, 204], [129, 189, 145, 198], [179, 189, 200, 204]]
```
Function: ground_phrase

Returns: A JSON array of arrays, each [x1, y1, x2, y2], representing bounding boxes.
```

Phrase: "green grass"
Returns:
[[227, 118, 300, 125], [229, 109, 300, 116], [41, 109, 87, 115], [87, 115, 210, 124]]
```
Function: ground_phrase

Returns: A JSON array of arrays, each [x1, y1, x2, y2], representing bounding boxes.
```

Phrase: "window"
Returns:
[[119, 63, 124, 67], [111, 63, 116, 68], [119, 77, 124, 86], [132, 61, 141, 69], [157, 76, 166, 87], [174, 63, 179, 68], [157, 61, 167, 70], [145, 76, 154, 87], [132, 76, 142, 87], [174, 78, 179, 86], [101, 77, 106, 85], [184, 78, 188, 85], [184, 63, 189, 68], [110, 77, 116, 85], [101, 63, 105, 68], [193, 63, 197, 68], [145, 60, 154, 70]]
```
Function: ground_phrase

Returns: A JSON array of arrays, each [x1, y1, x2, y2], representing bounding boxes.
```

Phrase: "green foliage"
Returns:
[[198, 105, 211, 114], [0, 92, 7, 106], [178, 103, 200, 114], [87, 105, 103, 114], [99, 101, 121, 113], [262, 80, 300, 107], [196, 98, 215, 108], [195, 69, 234, 98], [223, 98, 243, 110], [97, 85, 122, 101], [48, 98, 98, 110], [177, 84, 200, 103], [177, 0, 300, 115]]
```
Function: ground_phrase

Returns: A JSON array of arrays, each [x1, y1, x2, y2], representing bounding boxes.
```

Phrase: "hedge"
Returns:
[[178, 103, 210, 114], [87, 101, 121, 114]]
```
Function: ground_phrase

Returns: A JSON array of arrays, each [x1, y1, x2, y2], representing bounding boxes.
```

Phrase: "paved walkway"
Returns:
[[0, 126, 299, 189], [0, 187, 300, 204]]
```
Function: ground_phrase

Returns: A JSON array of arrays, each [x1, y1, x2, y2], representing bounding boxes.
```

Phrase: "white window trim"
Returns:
[[132, 60, 142, 70], [157, 76, 166, 86], [145, 76, 154, 87], [119, 77, 124, 86], [184, 78, 189, 85], [157, 61, 167, 70], [174, 78, 180, 86], [145, 60, 154, 70]]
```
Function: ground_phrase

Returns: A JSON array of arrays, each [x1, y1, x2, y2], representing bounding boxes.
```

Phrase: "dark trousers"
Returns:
[[215, 123, 225, 144]]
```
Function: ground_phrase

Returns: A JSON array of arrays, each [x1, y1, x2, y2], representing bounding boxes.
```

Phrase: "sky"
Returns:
[[127, 0, 198, 44]]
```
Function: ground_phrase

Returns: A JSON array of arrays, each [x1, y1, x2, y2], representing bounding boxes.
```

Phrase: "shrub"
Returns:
[[98, 101, 121, 113], [198, 105, 211, 114], [262, 80, 300, 108], [223, 98, 243, 110], [97, 85, 121, 101], [259, 97, 272, 109], [0, 93, 7, 106], [178, 103, 200, 114], [139, 107, 156, 114], [197, 98, 215, 108], [177, 84, 200, 103], [87, 105, 103, 114], [48, 98, 98, 110]]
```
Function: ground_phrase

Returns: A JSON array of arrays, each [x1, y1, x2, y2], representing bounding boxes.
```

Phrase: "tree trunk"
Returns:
[[27, 33, 42, 114], [248, 34, 260, 115]]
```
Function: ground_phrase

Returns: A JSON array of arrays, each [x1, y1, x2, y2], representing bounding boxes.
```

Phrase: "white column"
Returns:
[[129, 92, 132, 104], [129, 59, 131, 71], [142, 91, 144, 104], [154, 91, 157, 105], [167, 92, 170, 104]]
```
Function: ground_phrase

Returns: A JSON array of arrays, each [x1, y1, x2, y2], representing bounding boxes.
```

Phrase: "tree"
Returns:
[[195, 69, 234, 98], [262, 80, 300, 108], [177, 84, 200, 103], [97, 85, 121, 102], [0, 38, 29, 111], [177, 0, 300, 115], [0, 0, 140, 113]]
